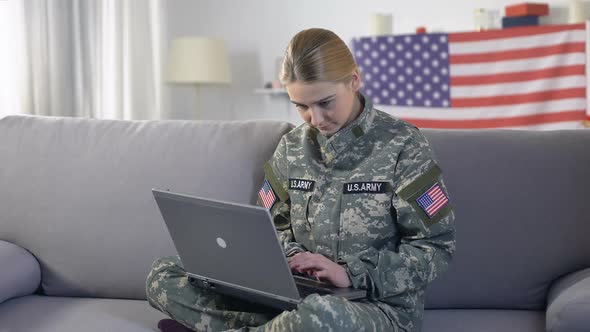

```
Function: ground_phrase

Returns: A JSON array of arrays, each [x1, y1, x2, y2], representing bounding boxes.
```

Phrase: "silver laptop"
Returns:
[[152, 189, 367, 311]]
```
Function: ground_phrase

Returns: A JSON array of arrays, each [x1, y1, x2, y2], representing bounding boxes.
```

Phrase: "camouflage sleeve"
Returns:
[[256, 137, 307, 257], [341, 128, 456, 299]]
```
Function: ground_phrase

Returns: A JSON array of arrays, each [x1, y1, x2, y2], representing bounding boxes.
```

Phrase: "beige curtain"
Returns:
[[0, 0, 167, 120]]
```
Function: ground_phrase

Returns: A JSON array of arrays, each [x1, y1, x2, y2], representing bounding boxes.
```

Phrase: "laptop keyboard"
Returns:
[[293, 275, 335, 297], [296, 283, 332, 297]]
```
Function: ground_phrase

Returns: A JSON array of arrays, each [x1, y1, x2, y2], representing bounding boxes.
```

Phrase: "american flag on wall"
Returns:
[[351, 23, 590, 129]]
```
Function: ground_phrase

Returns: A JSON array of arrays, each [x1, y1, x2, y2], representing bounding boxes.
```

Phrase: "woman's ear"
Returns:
[[350, 69, 362, 92]]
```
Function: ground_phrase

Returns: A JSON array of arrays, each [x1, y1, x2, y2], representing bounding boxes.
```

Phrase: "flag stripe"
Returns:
[[400, 110, 586, 129], [430, 199, 448, 215], [430, 192, 447, 204], [450, 42, 585, 64], [450, 53, 585, 76], [452, 87, 586, 107], [429, 192, 446, 206], [502, 120, 587, 129], [428, 186, 442, 196], [450, 30, 585, 55], [427, 199, 447, 214], [263, 193, 274, 208], [381, 99, 586, 120], [449, 23, 585, 43], [452, 76, 586, 98], [427, 198, 445, 212], [259, 189, 271, 208], [431, 191, 447, 203], [430, 190, 444, 201], [451, 65, 585, 85]]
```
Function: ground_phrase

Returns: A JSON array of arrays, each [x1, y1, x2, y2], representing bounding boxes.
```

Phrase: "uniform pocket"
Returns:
[[288, 190, 314, 247], [339, 185, 396, 255]]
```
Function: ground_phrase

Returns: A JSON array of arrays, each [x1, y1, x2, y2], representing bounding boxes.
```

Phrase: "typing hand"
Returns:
[[288, 252, 352, 288]]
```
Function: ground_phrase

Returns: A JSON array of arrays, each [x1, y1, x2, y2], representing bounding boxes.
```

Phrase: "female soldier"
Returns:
[[147, 28, 456, 332]]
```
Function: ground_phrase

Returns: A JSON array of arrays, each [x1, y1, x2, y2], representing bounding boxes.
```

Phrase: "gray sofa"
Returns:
[[0, 115, 588, 332]]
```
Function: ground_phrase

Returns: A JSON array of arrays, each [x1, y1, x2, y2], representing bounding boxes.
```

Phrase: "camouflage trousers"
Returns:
[[146, 256, 398, 332]]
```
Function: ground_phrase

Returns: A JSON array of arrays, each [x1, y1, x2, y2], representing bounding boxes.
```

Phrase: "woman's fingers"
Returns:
[[297, 259, 325, 271], [288, 253, 351, 287], [313, 269, 329, 280], [288, 252, 311, 266], [289, 253, 330, 272]]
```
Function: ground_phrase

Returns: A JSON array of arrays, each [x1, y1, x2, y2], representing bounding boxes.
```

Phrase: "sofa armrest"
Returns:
[[547, 267, 590, 332], [0, 240, 41, 304]]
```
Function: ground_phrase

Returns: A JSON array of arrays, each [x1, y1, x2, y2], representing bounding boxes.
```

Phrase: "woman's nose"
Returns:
[[310, 108, 324, 127]]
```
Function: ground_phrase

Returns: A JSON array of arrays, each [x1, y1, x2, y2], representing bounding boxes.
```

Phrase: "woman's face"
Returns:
[[285, 73, 361, 136]]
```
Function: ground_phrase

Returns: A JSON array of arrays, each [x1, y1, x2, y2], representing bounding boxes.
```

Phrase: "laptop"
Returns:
[[152, 189, 367, 311]]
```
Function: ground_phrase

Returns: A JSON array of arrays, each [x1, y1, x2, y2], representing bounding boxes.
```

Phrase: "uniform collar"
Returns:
[[315, 93, 375, 163]]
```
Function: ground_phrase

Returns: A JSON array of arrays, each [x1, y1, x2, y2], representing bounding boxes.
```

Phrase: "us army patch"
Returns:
[[343, 182, 388, 194], [289, 178, 315, 192]]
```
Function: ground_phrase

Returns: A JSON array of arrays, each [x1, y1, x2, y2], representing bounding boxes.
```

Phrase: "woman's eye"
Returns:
[[318, 100, 333, 109], [296, 104, 308, 110]]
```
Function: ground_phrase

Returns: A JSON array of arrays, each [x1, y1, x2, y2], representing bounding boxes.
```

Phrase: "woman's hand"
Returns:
[[288, 252, 352, 288]]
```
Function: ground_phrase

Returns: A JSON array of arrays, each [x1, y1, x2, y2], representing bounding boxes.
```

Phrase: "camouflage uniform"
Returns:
[[146, 94, 456, 332]]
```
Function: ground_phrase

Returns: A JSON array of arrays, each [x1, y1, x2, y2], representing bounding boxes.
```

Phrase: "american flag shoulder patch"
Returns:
[[415, 182, 449, 218], [258, 179, 277, 210]]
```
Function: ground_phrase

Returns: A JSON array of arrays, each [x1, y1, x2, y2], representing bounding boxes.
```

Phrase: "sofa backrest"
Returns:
[[0, 115, 293, 300], [422, 129, 590, 310], [2, 116, 589, 309]]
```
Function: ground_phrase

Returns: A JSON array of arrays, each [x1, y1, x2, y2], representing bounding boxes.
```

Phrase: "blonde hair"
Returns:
[[280, 28, 359, 85]]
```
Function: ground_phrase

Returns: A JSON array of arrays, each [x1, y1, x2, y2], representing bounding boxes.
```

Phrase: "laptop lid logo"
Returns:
[[216, 237, 227, 249]]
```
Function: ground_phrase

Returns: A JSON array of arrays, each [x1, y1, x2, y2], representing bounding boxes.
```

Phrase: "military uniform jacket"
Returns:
[[257, 95, 456, 329]]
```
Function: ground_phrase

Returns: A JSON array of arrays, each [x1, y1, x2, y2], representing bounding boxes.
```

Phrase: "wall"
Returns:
[[162, 0, 580, 124]]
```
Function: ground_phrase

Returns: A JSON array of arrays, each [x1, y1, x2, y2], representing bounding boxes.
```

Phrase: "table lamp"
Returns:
[[166, 37, 231, 119]]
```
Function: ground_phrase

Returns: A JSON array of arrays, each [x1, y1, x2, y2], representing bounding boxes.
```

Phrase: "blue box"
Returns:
[[502, 15, 539, 28]]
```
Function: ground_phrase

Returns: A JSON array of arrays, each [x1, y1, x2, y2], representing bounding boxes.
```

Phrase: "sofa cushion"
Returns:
[[546, 267, 590, 332], [0, 240, 41, 303], [0, 116, 293, 300], [422, 309, 545, 332], [0, 295, 165, 331], [422, 129, 590, 310]]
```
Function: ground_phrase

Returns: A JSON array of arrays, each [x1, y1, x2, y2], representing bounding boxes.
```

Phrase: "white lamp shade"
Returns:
[[167, 37, 231, 84]]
